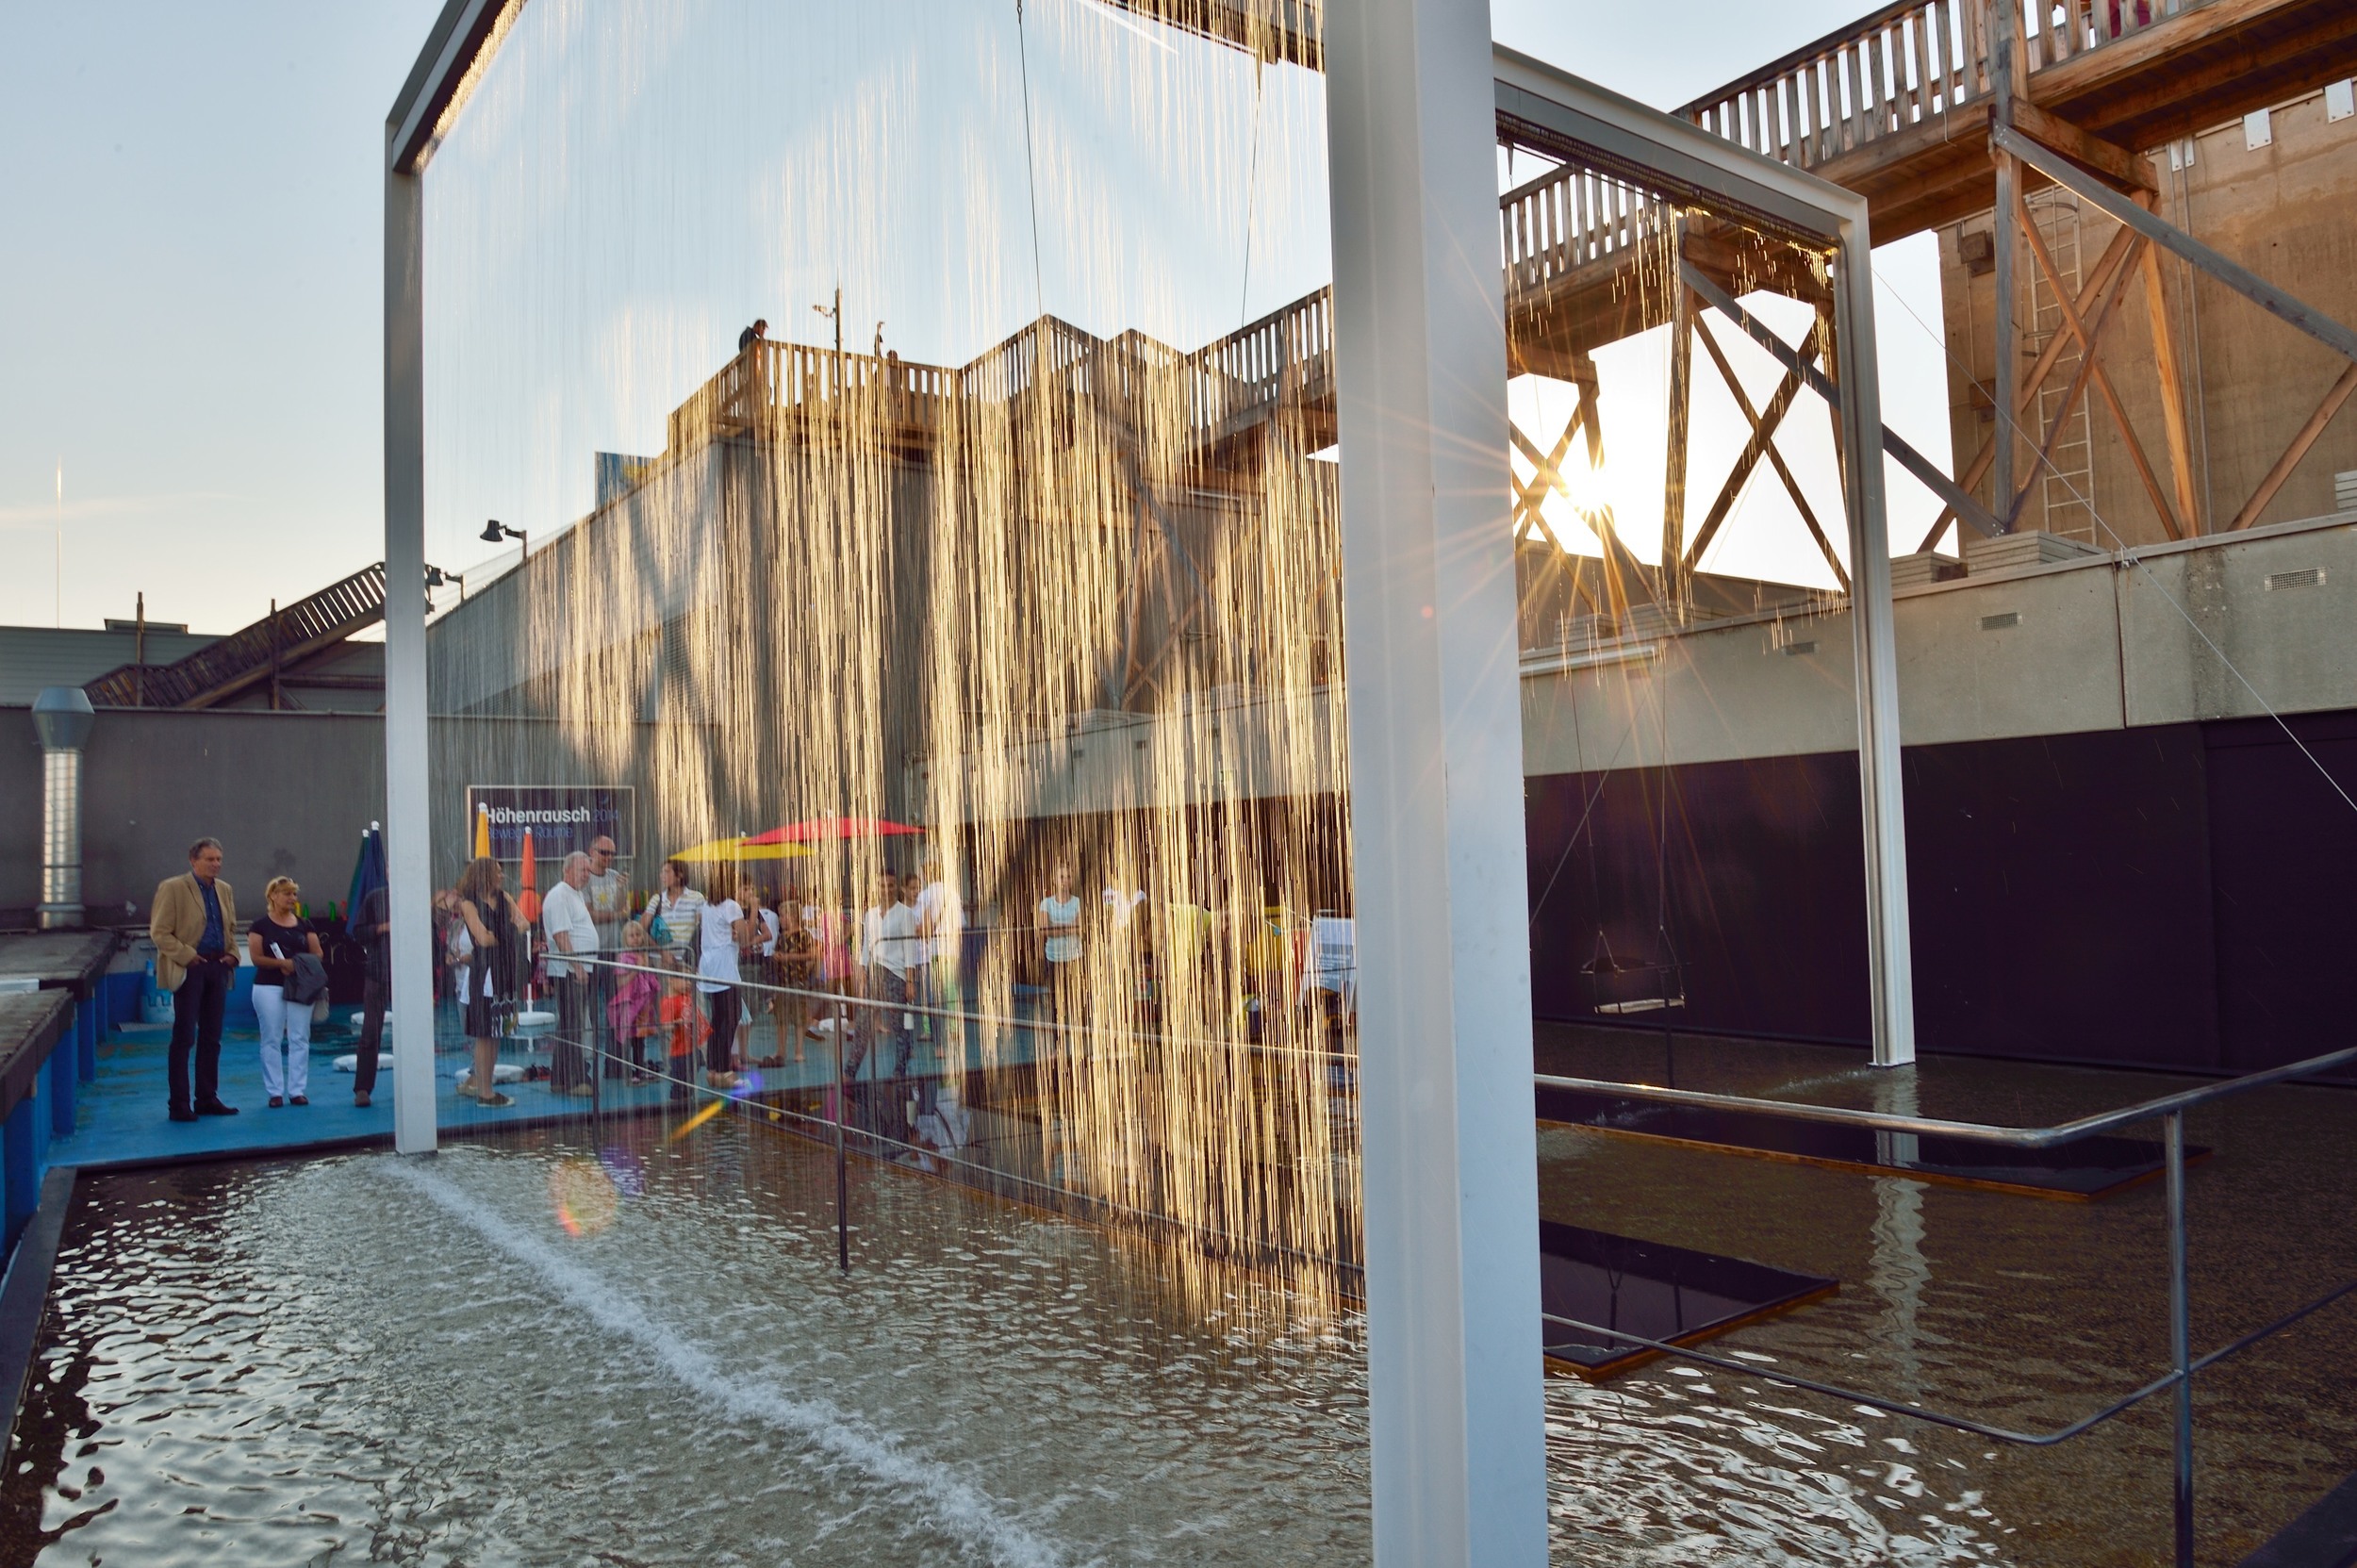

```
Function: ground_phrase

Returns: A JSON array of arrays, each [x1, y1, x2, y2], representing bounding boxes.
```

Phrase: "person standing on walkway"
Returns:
[[585, 834, 631, 1081], [542, 851, 600, 1097], [150, 838, 241, 1122], [636, 858, 705, 968], [849, 868, 922, 1134], [249, 877, 321, 1108], [1037, 858, 1085, 1015], [773, 895, 817, 1066], [455, 855, 525, 1109], [352, 881, 389, 1108], [695, 867, 754, 1092], [912, 855, 958, 1053]]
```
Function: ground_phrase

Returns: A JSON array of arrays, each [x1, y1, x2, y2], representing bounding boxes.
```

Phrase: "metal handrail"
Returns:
[[1535, 1042, 2357, 1147], [553, 950, 1359, 1066], [1536, 1045, 2357, 1567]]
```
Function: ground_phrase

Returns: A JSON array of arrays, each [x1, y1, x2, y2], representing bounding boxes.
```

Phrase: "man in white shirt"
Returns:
[[850, 869, 923, 1134], [541, 852, 600, 1098], [584, 835, 631, 1081], [585, 834, 631, 947]]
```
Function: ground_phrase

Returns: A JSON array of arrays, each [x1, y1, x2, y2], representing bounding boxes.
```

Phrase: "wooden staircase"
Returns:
[[83, 563, 387, 710]]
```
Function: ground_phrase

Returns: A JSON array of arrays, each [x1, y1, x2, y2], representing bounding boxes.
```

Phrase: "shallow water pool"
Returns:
[[0, 1117, 2019, 1565]]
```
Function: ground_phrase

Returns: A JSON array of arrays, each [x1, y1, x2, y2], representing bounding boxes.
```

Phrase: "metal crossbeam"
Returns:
[[1680, 263, 2007, 540], [1682, 331, 1824, 571], [1691, 317, 1848, 588], [1995, 122, 2357, 368]]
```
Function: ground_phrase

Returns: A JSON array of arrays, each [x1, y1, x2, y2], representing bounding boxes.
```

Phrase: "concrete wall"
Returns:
[[1521, 512, 2357, 772], [1938, 82, 2357, 544], [0, 707, 387, 928], [0, 707, 677, 927]]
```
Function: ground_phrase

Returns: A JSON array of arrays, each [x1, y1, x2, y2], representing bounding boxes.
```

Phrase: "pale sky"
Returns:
[[1, 0, 1949, 636]]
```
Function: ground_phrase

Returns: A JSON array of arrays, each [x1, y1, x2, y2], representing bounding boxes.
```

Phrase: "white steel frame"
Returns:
[[384, 6, 1919, 1560], [1487, 51, 1917, 1076]]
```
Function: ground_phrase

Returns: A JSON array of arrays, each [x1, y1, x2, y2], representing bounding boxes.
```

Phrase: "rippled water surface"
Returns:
[[5, 1081, 2269, 1565], [1537, 1026, 2357, 1568]]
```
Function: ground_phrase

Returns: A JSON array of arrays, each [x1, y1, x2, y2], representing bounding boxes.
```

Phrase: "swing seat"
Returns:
[[1582, 938, 1684, 1015]]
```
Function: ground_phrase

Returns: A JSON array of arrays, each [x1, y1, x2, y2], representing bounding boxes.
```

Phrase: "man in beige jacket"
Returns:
[[151, 838, 242, 1122]]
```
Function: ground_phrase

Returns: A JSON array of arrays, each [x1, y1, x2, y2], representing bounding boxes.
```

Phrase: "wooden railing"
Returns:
[[668, 339, 964, 451], [1503, 164, 1678, 296], [1677, 0, 2182, 170], [83, 563, 387, 710], [655, 149, 1717, 465], [1183, 289, 1333, 440]]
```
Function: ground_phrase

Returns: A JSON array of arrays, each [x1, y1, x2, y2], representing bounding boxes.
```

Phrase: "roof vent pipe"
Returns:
[[32, 687, 96, 931]]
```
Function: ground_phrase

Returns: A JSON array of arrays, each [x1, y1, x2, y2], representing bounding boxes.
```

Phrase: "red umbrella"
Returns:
[[745, 817, 925, 844]]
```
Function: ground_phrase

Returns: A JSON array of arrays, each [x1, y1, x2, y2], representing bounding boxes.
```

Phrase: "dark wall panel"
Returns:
[[1526, 753, 1871, 1042], [1904, 726, 2217, 1068], [1529, 723, 2235, 1071], [2204, 712, 2357, 1071]]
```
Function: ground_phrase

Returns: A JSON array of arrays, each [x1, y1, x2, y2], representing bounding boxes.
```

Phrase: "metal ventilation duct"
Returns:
[[31, 686, 95, 931]]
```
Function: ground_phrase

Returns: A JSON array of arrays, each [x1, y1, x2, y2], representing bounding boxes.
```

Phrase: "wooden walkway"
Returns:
[[1676, 0, 2357, 245]]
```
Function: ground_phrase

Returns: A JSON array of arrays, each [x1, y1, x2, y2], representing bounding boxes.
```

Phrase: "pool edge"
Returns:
[[0, 1166, 75, 1455]]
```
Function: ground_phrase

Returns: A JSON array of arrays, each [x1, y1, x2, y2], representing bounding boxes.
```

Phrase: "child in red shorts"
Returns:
[[658, 970, 708, 1104]]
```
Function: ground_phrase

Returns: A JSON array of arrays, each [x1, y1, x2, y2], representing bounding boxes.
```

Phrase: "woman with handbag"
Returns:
[[455, 855, 527, 1108], [249, 876, 324, 1107], [635, 858, 705, 967]]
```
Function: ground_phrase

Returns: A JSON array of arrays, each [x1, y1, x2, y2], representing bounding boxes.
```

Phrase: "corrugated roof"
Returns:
[[0, 626, 220, 705]]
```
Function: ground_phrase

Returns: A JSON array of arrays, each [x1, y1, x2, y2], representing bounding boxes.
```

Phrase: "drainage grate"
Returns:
[[2266, 567, 2326, 591], [1980, 611, 2021, 631]]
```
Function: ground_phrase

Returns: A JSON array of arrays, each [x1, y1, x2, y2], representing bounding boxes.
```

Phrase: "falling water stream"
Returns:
[[2, 5, 2098, 1562]]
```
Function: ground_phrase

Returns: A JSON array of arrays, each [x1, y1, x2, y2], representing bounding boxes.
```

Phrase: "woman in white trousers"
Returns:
[[248, 876, 322, 1106]]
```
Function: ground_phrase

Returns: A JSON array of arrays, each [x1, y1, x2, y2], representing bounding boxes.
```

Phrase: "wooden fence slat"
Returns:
[[1911, 8, 1934, 123]]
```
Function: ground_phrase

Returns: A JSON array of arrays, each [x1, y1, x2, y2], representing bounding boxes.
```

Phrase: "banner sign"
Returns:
[[465, 785, 635, 860]]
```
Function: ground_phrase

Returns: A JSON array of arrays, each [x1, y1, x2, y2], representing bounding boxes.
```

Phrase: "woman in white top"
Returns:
[[1037, 859, 1084, 1018], [695, 867, 759, 1089]]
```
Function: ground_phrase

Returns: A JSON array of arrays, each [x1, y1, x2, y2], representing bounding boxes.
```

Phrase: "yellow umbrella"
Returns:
[[668, 836, 812, 862]]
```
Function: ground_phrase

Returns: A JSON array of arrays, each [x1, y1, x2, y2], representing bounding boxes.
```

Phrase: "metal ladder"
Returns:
[[2025, 187, 2099, 542]]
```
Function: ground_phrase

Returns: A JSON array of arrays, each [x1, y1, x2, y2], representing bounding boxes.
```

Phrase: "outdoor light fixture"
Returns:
[[425, 564, 467, 603], [480, 519, 527, 557]]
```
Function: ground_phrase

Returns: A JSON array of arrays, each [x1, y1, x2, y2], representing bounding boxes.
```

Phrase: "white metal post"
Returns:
[[1831, 228, 1918, 1067], [386, 154, 438, 1154], [1327, 2, 1549, 1563]]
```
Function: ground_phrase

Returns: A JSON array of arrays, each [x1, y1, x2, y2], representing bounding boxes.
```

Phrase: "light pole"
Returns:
[[815, 288, 845, 417], [813, 288, 842, 356], [480, 519, 527, 560]]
